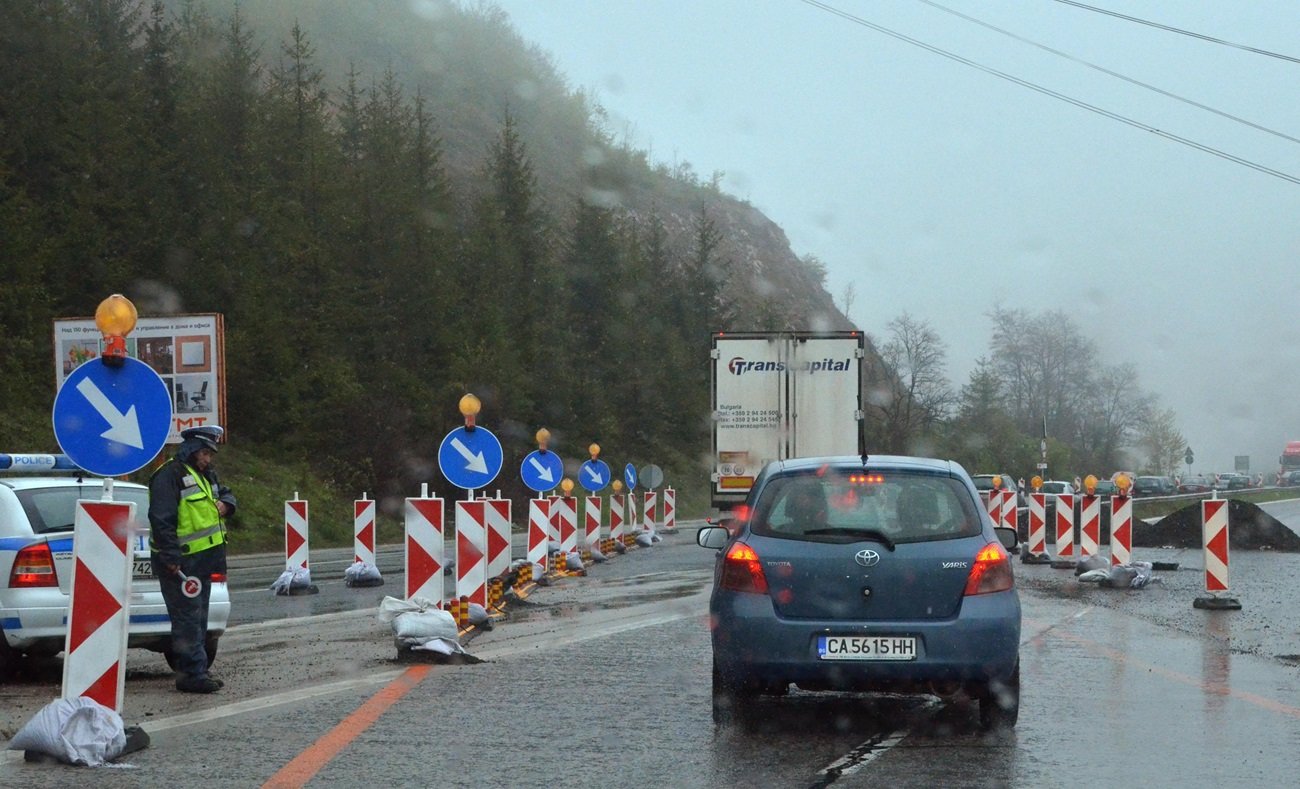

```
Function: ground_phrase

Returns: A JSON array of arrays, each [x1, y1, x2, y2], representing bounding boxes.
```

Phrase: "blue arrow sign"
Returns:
[[521, 449, 564, 493], [624, 463, 638, 491], [580, 458, 611, 492], [52, 357, 173, 477], [438, 426, 503, 490]]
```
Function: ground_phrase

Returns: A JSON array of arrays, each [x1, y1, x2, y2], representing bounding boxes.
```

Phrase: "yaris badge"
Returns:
[[854, 549, 880, 567]]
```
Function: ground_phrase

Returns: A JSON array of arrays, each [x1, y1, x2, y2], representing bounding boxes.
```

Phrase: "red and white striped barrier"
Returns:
[[285, 495, 309, 571], [609, 494, 625, 541], [354, 495, 376, 566], [998, 490, 1017, 531], [1202, 498, 1230, 592], [1079, 494, 1100, 557], [643, 490, 658, 532], [63, 499, 134, 711], [404, 491, 444, 605], [547, 495, 562, 547], [528, 498, 550, 573], [980, 491, 993, 517], [555, 496, 577, 553], [456, 500, 488, 608], [1027, 493, 1047, 556], [584, 495, 602, 548], [1110, 495, 1132, 566], [1054, 494, 1075, 558], [485, 497, 512, 580], [663, 488, 677, 531]]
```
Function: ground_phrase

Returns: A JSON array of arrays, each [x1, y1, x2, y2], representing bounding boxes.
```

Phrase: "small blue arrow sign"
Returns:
[[624, 463, 638, 491], [438, 426, 503, 490], [580, 459, 611, 492], [521, 449, 564, 493], [52, 357, 173, 477]]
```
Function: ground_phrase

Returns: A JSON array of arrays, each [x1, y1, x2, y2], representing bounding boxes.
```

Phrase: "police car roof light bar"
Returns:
[[0, 453, 86, 473]]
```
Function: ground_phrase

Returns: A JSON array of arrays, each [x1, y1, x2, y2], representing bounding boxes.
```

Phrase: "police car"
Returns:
[[0, 453, 230, 676]]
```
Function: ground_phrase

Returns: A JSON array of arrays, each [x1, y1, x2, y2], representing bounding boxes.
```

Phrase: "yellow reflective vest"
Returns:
[[176, 464, 226, 555]]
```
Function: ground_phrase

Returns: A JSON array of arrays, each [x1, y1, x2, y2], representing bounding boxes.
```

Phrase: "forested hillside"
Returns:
[[0, 0, 852, 521]]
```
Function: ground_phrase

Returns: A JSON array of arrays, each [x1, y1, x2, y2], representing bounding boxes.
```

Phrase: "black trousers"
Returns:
[[152, 546, 225, 679]]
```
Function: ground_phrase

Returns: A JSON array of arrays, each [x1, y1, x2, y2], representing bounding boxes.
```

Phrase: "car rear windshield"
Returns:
[[750, 469, 982, 544], [16, 485, 150, 535]]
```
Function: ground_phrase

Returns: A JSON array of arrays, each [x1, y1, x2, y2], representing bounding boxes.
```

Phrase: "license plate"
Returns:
[[818, 636, 917, 661], [132, 559, 154, 579]]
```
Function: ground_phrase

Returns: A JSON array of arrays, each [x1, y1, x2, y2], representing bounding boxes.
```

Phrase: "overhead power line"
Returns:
[[797, 0, 1300, 187], [916, 0, 1300, 146], [1050, 0, 1300, 65]]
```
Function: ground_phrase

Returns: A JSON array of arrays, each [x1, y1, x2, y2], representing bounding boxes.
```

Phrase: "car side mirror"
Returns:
[[994, 526, 1018, 551], [696, 526, 729, 550]]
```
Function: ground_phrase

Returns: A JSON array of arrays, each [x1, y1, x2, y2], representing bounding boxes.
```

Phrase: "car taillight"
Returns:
[[720, 541, 768, 594], [210, 573, 227, 584], [964, 541, 1014, 595], [10, 542, 58, 588]]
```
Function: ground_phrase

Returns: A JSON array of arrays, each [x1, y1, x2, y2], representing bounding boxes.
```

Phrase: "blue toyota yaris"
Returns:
[[698, 455, 1021, 729]]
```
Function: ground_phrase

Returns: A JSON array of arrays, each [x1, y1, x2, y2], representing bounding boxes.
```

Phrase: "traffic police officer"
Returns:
[[149, 425, 235, 693]]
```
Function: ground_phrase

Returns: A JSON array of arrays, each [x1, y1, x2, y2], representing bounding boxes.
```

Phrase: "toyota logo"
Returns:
[[854, 549, 880, 567]]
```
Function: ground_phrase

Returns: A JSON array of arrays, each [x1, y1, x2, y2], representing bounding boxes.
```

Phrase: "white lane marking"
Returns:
[[815, 729, 910, 782]]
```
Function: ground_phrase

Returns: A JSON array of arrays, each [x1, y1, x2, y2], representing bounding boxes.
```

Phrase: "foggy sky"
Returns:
[[491, 0, 1300, 476]]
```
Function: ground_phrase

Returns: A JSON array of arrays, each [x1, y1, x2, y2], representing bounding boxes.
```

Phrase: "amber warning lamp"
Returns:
[[95, 294, 137, 368], [560, 478, 574, 498], [459, 393, 481, 431], [1084, 474, 1098, 495], [536, 428, 551, 452]]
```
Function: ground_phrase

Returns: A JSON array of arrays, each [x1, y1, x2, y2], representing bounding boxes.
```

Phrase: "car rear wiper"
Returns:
[[801, 528, 895, 551]]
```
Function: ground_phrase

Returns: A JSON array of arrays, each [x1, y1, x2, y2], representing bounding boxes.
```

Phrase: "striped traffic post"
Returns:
[[547, 494, 561, 547], [556, 495, 577, 553], [485, 496, 512, 580], [1079, 494, 1100, 557], [609, 494, 625, 542], [981, 491, 994, 519], [643, 490, 658, 532], [1110, 494, 1133, 566], [663, 488, 677, 532], [456, 500, 488, 608], [285, 494, 309, 571], [404, 486, 444, 605], [528, 498, 550, 574], [584, 495, 602, 548], [998, 489, 1017, 531], [1052, 493, 1075, 566], [1025, 492, 1050, 563], [63, 498, 135, 711], [354, 494, 376, 566], [1194, 497, 1241, 609]]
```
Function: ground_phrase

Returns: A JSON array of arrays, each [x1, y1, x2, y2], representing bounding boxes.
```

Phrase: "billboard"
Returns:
[[53, 314, 225, 444]]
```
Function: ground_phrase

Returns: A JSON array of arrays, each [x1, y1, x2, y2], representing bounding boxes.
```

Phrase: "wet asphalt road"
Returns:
[[3, 522, 1299, 787]]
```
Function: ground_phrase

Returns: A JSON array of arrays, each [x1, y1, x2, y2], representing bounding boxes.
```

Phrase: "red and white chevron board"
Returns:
[[547, 495, 562, 546], [528, 498, 550, 572], [556, 496, 577, 553], [456, 501, 488, 608], [584, 495, 602, 548], [1027, 493, 1047, 555], [62, 500, 134, 711], [404, 496, 443, 605], [1079, 494, 1100, 557], [354, 497, 376, 566], [486, 497, 512, 580], [643, 490, 658, 531], [1054, 494, 1075, 557], [609, 494, 625, 541], [1110, 495, 1133, 566], [981, 490, 995, 518], [998, 491, 1016, 530], [663, 488, 677, 531], [285, 498, 309, 570], [1202, 498, 1230, 592]]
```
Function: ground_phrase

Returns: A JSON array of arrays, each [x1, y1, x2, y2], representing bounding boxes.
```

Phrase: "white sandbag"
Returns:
[[410, 637, 466, 655], [589, 547, 608, 563], [377, 595, 440, 623], [270, 567, 312, 594], [566, 551, 584, 571], [1099, 565, 1138, 588], [635, 532, 654, 547], [7, 697, 126, 767], [466, 603, 490, 626], [392, 609, 459, 645], [532, 562, 546, 579], [1077, 568, 1108, 583], [344, 560, 383, 585], [1074, 555, 1108, 576], [548, 540, 561, 554]]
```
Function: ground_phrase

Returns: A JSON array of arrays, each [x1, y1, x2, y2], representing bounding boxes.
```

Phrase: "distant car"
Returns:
[[699, 455, 1022, 730], [1216, 473, 1250, 491], [971, 473, 1025, 507], [1281, 470, 1300, 487], [1132, 476, 1177, 496], [1177, 475, 1214, 494], [1, 454, 230, 675], [1038, 480, 1075, 495], [1090, 480, 1118, 496]]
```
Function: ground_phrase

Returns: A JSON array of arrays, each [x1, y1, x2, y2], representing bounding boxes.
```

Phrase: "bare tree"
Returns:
[[1136, 406, 1186, 475], [870, 314, 953, 453]]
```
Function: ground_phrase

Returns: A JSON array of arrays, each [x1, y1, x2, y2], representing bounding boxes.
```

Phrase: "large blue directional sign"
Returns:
[[624, 463, 638, 491], [438, 425, 503, 490], [52, 357, 173, 477], [520, 449, 564, 493], [579, 458, 611, 492]]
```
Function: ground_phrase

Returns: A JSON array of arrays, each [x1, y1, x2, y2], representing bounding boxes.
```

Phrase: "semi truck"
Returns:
[[1279, 441, 1300, 485], [710, 331, 865, 514]]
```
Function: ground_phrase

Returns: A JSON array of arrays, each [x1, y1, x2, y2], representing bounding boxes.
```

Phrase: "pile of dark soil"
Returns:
[[1136, 500, 1300, 551]]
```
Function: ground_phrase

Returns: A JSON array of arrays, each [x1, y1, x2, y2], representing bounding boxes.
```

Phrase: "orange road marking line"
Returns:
[[262, 665, 432, 788]]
